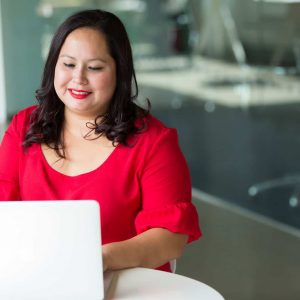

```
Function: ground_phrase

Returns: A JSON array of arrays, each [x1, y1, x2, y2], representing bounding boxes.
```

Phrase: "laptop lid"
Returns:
[[0, 200, 103, 300]]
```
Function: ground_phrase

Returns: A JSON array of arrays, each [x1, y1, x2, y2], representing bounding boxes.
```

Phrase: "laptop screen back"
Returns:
[[0, 200, 103, 300]]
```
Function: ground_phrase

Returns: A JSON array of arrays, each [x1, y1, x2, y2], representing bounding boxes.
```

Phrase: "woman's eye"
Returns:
[[88, 66, 103, 71], [63, 63, 75, 68]]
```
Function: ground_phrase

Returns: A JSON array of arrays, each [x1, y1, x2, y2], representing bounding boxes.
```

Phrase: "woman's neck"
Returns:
[[63, 111, 102, 139]]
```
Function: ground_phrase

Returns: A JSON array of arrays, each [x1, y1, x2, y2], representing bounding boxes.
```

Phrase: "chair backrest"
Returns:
[[170, 259, 177, 273]]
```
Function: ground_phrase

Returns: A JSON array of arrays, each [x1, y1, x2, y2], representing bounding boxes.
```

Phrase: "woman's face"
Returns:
[[54, 27, 116, 119]]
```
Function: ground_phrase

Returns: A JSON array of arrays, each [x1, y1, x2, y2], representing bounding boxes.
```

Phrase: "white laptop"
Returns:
[[0, 200, 104, 300]]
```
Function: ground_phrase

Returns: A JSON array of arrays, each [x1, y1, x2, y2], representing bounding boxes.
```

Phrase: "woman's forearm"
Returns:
[[102, 228, 188, 271]]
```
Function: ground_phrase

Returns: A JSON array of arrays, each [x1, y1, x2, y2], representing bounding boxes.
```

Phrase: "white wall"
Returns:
[[0, 1, 6, 124]]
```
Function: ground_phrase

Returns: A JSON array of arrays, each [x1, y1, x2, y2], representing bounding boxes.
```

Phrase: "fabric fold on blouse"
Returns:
[[135, 202, 201, 243]]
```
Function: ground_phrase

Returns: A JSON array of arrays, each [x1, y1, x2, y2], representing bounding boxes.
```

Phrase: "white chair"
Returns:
[[170, 259, 177, 273]]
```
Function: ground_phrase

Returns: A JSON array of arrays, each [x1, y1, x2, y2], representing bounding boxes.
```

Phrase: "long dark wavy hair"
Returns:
[[23, 9, 149, 158]]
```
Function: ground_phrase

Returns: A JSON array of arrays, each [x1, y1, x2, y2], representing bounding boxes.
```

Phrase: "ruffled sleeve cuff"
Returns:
[[135, 202, 201, 243]]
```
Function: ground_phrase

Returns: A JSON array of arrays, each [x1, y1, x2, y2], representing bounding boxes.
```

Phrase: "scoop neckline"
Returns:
[[39, 143, 121, 179]]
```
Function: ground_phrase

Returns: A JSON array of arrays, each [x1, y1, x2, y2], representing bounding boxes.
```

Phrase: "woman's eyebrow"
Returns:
[[59, 54, 107, 63]]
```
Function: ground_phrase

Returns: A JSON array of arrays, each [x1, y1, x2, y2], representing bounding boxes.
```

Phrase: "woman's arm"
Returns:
[[102, 228, 188, 271], [101, 126, 200, 271]]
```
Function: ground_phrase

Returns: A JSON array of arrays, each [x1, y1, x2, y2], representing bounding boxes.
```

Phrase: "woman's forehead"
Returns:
[[59, 27, 112, 61]]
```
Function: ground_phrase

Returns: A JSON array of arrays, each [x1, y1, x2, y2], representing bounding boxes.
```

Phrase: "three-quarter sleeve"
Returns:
[[135, 128, 201, 243], [0, 115, 22, 200]]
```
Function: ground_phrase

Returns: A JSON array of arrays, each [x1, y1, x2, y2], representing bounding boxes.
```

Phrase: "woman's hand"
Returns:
[[102, 245, 111, 272], [101, 228, 188, 271], [102, 252, 108, 272]]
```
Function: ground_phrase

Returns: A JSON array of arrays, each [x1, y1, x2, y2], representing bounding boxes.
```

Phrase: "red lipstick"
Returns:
[[68, 89, 91, 100]]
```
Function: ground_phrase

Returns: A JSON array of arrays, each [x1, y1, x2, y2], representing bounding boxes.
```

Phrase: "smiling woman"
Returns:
[[0, 9, 201, 273], [54, 27, 116, 119]]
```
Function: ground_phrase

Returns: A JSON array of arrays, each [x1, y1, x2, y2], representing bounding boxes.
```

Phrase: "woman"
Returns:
[[0, 9, 201, 272]]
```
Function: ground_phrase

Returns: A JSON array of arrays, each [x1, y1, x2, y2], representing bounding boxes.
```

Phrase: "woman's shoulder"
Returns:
[[133, 114, 178, 148], [143, 114, 175, 137], [14, 105, 37, 119], [8, 105, 38, 135], [13, 105, 37, 122]]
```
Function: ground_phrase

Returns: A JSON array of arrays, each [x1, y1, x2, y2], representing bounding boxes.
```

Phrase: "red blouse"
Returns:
[[0, 106, 201, 271]]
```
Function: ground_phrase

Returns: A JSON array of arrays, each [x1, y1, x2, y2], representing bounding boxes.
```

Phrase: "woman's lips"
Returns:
[[68, 88, 91, 100]]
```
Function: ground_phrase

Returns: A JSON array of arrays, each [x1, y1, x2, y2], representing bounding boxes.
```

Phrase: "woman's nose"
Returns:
[[72, 67, 88, 85]]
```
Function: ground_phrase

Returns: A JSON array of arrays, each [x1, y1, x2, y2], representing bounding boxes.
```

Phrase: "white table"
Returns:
[[104, 267, 224, 300]]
